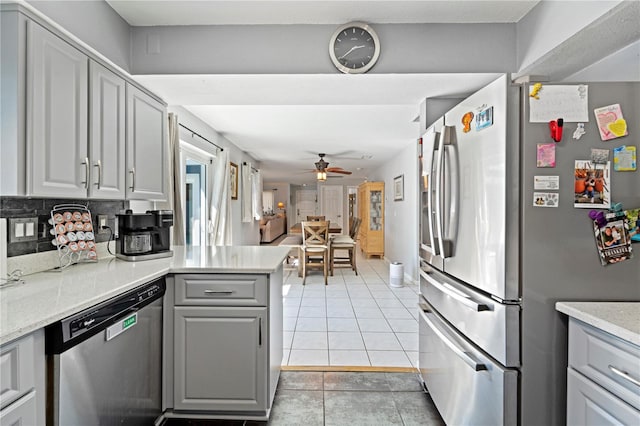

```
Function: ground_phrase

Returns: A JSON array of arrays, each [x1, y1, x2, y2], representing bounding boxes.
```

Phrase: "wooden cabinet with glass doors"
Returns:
[[357, 181, 384, 258]]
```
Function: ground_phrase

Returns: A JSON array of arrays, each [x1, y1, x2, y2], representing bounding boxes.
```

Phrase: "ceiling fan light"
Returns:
[[317, 171, 327, 181]]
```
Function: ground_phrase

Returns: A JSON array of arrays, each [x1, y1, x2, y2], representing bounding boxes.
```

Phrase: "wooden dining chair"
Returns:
[[299, 221, 329, 285], [330, 218, 361, 276], [306, 215, 325, 221]]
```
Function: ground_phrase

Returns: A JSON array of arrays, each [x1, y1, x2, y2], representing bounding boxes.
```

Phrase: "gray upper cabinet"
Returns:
[[1, 7, 167, 201], [126, 84, 168, 201], [27, 20, 89, 198], [89, 61, 126, 199]]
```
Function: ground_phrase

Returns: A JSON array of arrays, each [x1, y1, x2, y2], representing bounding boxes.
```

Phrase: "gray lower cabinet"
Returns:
[[173, 306, 267, 412], [0, 330, 45, 425], [164, 271, 283, 419], [566, 318, 640, 425]]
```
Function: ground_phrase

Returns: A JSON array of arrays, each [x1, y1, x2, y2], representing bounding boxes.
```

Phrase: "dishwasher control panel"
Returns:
[[45, 277, 166, 354]]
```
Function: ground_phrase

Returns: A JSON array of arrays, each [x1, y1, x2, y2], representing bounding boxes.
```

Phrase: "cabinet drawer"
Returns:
[[0, 334, 35, 410], [174, 274, 268, 306], [567, 368, 640, 425], [0, 390, 37, 426], [569, 318, 640, 410]]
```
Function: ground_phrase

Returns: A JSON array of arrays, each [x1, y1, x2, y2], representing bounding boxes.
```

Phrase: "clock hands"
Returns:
[[338, 45, 366, 60]]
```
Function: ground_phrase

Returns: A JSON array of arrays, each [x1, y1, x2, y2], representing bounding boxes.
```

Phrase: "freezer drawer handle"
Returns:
[[608, 365, 640, 387], [203, 290, 235, 295], [421, 309, 488, 372], [421, 270, 490, 312]]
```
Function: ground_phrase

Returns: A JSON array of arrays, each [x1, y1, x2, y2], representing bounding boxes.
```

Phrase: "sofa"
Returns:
[[259, 214, 286, 243]]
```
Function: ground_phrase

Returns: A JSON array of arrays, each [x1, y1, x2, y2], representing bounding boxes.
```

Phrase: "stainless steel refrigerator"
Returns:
[[417, 74, 640, 425]]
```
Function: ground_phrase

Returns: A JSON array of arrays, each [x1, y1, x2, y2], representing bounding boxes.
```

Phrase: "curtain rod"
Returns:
[[243, 161, 258, 173], [179, 123, 224, 152]]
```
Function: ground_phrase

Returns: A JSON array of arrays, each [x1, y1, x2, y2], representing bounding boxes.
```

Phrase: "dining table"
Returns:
[[289, 222, 342, 235]]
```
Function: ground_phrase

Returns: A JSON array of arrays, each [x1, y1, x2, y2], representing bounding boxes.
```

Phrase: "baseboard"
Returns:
[[281, 365, 418, 373]]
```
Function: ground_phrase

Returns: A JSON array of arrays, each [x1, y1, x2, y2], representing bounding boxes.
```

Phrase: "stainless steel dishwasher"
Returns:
[[45, 277, 165, 426]]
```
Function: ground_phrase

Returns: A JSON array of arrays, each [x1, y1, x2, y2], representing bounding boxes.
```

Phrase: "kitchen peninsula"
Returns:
[[0, 245, 290, 423]]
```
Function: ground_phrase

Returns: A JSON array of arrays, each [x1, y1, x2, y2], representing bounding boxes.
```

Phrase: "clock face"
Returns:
[[329, 22, 380, 74]]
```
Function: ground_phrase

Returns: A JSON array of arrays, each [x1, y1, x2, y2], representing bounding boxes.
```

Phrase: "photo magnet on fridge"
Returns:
[[536, 143, 556, 167], [476, 107, 493, 130], [613, 145, 637, 171], [592, 210, 633, 266], [574, 161, 610, 208]]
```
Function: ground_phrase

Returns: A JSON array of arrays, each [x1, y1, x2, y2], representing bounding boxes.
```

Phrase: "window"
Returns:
[[181, 143, 214, 246], [262, 190, 274, 215]]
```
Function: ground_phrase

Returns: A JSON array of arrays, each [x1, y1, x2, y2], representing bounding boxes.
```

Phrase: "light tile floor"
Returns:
[[281, 252, 420, 368]]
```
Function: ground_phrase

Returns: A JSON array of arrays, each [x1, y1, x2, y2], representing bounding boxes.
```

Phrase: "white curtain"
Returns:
[[208, 150, 232, 245], [241, 162, 253, 222], [252, 169, 263, 220], [156, 113, 185, 245]]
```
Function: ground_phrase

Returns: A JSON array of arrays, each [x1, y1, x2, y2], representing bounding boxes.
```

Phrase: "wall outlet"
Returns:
[[97, 215, 108, 234], [8, 217, 38, 242]]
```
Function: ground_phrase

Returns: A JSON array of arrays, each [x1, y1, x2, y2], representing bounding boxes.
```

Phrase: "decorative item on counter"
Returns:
[[461, 112, 474, 133], [572, 123, 586, 140], [536, 143, 556, 167], [613, 145, 636, 171], [549, 118, 564, 142], [49, 204, 97, 270], [529, 83, 543, 100], [476, 106, 493, 130], [574, 160, 610, 208], [594, 104, 628, 141], [590, 207, 633, 266], [590, 148, 609, 164]]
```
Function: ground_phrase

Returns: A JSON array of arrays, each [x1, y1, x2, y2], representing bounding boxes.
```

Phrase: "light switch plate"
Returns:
[[8, 217, 38, 243]]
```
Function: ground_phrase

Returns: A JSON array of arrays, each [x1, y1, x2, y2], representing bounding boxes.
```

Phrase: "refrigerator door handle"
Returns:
[[423, 130, 440, 256], [420, 269, 490, 312], [445, 140, 460, 256], [419, 308, 488, 372], [434, 130, 446, 257]]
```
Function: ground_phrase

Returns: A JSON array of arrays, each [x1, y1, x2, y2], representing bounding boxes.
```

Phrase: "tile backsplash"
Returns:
[[0, 197, 127, 257]]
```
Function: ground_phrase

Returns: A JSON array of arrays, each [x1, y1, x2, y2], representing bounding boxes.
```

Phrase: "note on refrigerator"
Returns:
[[529, 84, 589, 123]]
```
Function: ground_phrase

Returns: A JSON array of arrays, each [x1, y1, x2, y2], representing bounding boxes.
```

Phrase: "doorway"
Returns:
[[319, 185, 344, 229], [181, 145, 212, 246], [295, 190, 316, 223]]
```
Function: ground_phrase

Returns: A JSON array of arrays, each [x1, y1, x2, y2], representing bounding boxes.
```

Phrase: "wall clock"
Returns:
[[329, 22, 380, 74]]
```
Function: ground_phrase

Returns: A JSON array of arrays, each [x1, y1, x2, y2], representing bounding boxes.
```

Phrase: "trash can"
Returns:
[[389, 262, 404, 288]]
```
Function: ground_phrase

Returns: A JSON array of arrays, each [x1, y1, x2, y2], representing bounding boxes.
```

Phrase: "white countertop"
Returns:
[[556, 302, 640, 346], [0, 245, 290, 345]]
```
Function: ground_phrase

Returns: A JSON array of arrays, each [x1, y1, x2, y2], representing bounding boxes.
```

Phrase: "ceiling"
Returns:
[[111, 1, 540, 184]]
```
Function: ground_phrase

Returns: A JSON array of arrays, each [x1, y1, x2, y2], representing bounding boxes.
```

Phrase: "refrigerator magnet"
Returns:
[[572, 123, 586, 140], [462, 112, 474, 133], [574, 160, 611, 208], [534, 176, 559, 190], [613, 145, 636, 171], [594, 104, 628, 141], [476, 106, 493, 130], [533, 192, 559, 208], [536, 143, 556, 167], [590, 148, 609, 164]]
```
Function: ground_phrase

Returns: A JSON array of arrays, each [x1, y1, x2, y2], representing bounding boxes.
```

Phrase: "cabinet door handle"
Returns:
[[129, 168, 135, 191], [258, 317, 262, 346], [203, 290, 234, 295], [82, 157, 89, 189], [94, 160, 102, 189], [608, 365, 640, 387]]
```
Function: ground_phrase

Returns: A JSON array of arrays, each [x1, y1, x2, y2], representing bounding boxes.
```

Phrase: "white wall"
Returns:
[[368, 141, 418, 284], [26, 0, 131, 71], [562, 40, 640, 82]]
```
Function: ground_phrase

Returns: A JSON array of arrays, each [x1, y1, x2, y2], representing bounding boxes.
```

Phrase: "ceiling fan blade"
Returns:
[[327, 169, 352, 175]]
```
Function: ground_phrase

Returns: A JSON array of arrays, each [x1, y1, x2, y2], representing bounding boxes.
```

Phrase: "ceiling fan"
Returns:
[[313, 153, 352, 176]]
